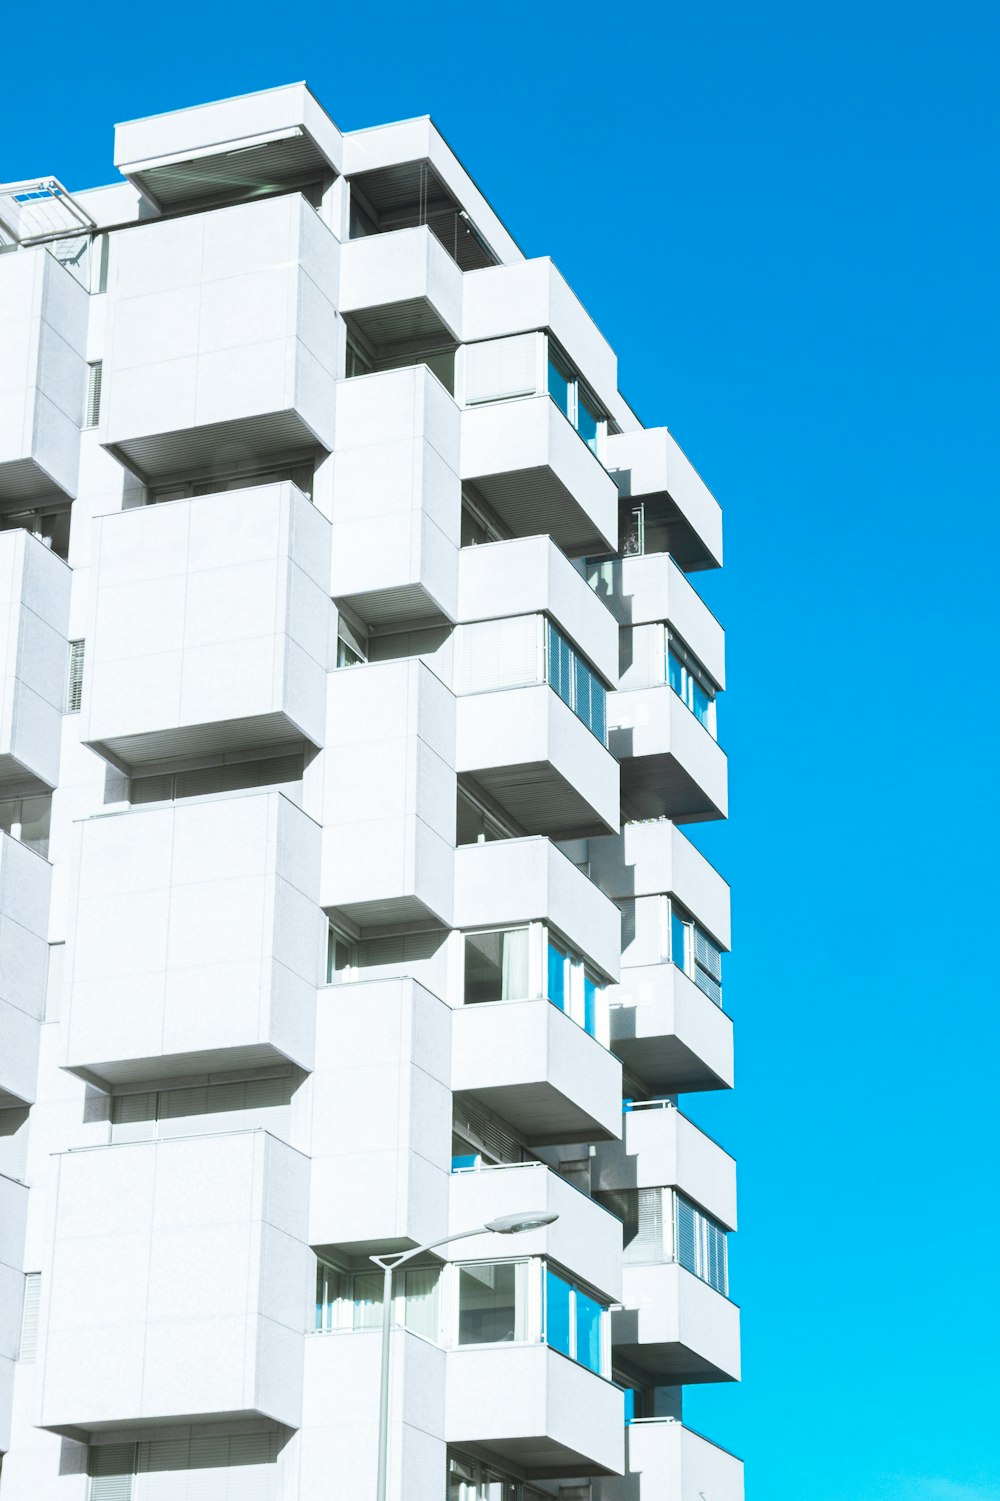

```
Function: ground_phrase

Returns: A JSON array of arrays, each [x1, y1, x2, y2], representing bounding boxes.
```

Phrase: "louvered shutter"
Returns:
[[19, 1271, 40, 1360], [461, 333, 542, 406], [129, 773, 173, 805], [110, 1090, 157, 1142], [694, 927, 723, 1006], [457, 616, 541, 694], [66, 640, 85, 712], [674, 1192, 697, 1274], [633, 1188, 665, 1262], [88, 1442, 135, 1501], [85, 361, 103, 428], [453, 1098, 523, 1164]]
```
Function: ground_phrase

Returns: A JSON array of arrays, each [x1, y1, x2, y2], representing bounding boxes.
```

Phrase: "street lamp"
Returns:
[[370, 1210, 559, 1501]]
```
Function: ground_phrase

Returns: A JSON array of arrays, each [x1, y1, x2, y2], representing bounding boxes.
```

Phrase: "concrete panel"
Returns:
[[605, 428, 723, 572], [452, 997, 622, 1144], [594, 553, 725, 690], [593, 1107, 737, 1230], [62, 792, 323, 1086], [610, 686, 728, 823], [0, 834, 52, 1110], [593, 1421, 744, 1501], [339, 226, 464, 340], [589, 821, 731, 951], [446, 1343, 624, 1477], [608, 964, 734, 1095], [39, 1131, 311, 1432], [81, 482, 331, 766], [613, 1262, 740, 1384], [309, 979, 452, 1253], [458, 536, 618, 686], [0, 247, 89, 502]]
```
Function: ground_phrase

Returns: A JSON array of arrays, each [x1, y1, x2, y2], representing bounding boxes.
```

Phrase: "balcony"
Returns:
[[62, 792, 324, 1087], [0, 1172, 28, 1453], [461, 396, 618, 557], [455, 837, 620, 986], [339, 225, 464, 351], [0, 832, 51, 1110], [590, 553, 725, 695], [302, 1326, 447, 1498], [594, 1105, 737, 1233], [589, 820, 730, 954], [613, 1262, 740, 1384], [458, 535, 618, 689], [609, 964, 734, 1095], [81, 482, 332, 768], [610, 686, 728, 823], [605, 428, 723, 573], [446, 1343, 624, 1478], [593, 1421, 744, 1501], [457, 683, 619, 839], [450, 1163, 622, 1304], [310, 979, 452, 1255], [0, 529, 71, 792], [114, 82, 342, 211], [452, 996, 621, 1145], [322, 660, 455, 927], [100, 193, 339, 479], [331, 366, 461, 625], [0, 245, 88, 502], [40, 1131, 312, 1434]]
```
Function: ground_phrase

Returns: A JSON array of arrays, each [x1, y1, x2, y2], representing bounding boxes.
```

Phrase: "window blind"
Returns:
[[456, 616, 541, 695], [85, 361, 103, 428], [66, 640, 85, 713], [19, 1271, 40, 1361], [462, 333, 542, 405]]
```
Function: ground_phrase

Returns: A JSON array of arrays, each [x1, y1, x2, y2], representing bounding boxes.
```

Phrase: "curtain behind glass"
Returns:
[[500, 928, 529, 999]]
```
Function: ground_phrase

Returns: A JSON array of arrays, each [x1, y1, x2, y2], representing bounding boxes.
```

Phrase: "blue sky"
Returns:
[[5, 2, 999, 1496]]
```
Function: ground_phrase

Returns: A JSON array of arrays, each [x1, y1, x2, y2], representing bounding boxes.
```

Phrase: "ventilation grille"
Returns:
[[19, 1271, 40, 1361], [85, 361, 102, 428], [66, 640, 84, 713]]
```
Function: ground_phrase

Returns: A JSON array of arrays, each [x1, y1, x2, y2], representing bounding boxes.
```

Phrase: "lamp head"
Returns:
[[484, 1211, 559, 1235]]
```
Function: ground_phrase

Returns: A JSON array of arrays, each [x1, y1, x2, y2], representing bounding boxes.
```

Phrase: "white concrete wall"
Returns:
[[340, 226, 464, 339], [62, 792, 324, 1085], [608, 963, 735, 1095], [0, 531, 71, 792], [81, 482, 332, 764], [614, 1262, 741, 1383], [458, 536, 618, 686], [39, 1130, 311, 1431], [589, 821, 731, 951], [594, 1421, 744, 1501], [610, 686, 729, 822], [593, 1107, 737, 1230], [101, 194, 340, 473], [598, 554, 725, 690], [323, 660, 456, 925], [0, 835, 51, 1110], [605, 428, 723, 569], [308, 979, 451, 1251], [0, 1172, 28, 1452], [331, 366, 462, 624], [0, 247, 89, 502]]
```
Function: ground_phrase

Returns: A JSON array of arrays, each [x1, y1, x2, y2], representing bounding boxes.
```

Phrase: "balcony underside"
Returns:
[[610, 1024, 730, 1094], [87, 712, 310, 771], [471, 467, 611, 558], [63, 1038, 297, 1091], [0, 457, 73, 504], [458, 1077, 617, 1145], [616, 750, 724, 823], [334, 580, 447, 627], [611, 1330, 738, 1385], [347, 298, 456, 348], [105, 410, 324, 484], [470, 761, 614, 840], [457, 1436, 618, 1481]]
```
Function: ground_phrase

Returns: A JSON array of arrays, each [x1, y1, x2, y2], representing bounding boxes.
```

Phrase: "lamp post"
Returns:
[[370, 1209, 559, 1501]]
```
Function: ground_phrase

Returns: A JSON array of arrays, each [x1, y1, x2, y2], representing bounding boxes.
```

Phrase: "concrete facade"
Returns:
[[0, 83, 740, 1501]]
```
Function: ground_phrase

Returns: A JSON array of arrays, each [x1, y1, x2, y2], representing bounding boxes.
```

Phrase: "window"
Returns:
[[463, 925, 605, 1041], [19, 1272, 40, 1361], [0, 504, 71, 560], [667, 639, 716, 734], [66, 639, 84, 712], [130, 749, 304, 805], [452, 1098, 529, 1171], [594, 1186, 729, 1295], [546, 936, 603, 1038], [670, 901, 723, 1007], [547, 347, 606, 455], [457, 1261, 527, 1344], [460, 491, 507, 546], [345, 336, 374, 379], [448, 1452, 551, 1501], [314, 1261, 441, 1340], [675, 1192, 729, 1294], [464, 928, 530, 1004], [335, 615, 368, 668], [88, 1432, 280, 1501], [0, 794, 51, 857], [85, 361, 102, 428], [110, 1074, 293, 1144], [456, 787, 517, 845], [544, 1267, 607, 1373], [326, 922, 358, 982], [148, 460, 314, 504], [545, 620, 606, 741], [90, 232, 109, 294]]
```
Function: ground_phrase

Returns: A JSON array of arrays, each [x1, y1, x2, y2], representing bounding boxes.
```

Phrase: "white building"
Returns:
[[0, 84, 740, 1501]]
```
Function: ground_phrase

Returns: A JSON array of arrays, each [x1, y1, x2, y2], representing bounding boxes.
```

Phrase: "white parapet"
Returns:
[[81, 482, 332, 766], [0, 246, 89, 503], [62, 792, 324, 1086], [0, 832, 51, 1110], [0, 529, 71, 792], [39, 1130, 312, 1433]]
